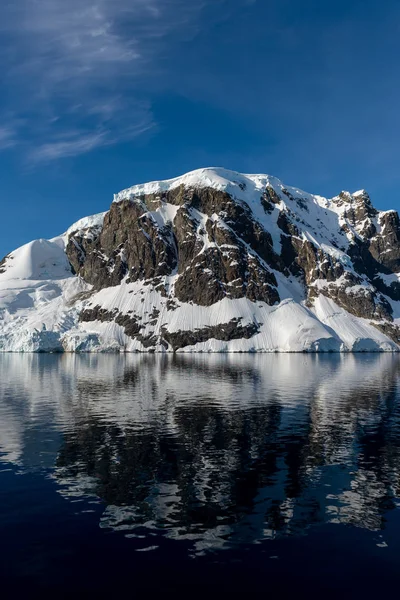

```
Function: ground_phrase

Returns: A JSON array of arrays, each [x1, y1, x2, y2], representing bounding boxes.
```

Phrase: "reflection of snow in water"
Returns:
[[1, 353, 400, 554]]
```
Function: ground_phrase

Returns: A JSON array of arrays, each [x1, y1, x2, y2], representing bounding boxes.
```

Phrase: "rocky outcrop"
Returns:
[[0, 254, 9, 274], [162, 319, 260, 351], [79, 304, 260, 351], [309, 273, 393, 321], [67, 200, 176, 290], [370, 211, 400, 273], [66, 187, 281, 307]]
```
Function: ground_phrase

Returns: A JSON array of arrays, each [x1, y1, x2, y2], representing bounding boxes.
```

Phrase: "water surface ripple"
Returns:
[[1, 353, 400, 596]]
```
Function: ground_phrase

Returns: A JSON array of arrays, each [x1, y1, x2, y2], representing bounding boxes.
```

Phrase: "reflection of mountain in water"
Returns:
[[1, 354, 400, 554]]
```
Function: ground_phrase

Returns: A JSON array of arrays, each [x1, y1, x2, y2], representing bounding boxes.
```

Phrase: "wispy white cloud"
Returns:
[[30, 132, 108, 162], [0, 0, 210, 162], [0, 125, 18, 150], [10, 1, 143, 85], [28, 117, 155, 162]]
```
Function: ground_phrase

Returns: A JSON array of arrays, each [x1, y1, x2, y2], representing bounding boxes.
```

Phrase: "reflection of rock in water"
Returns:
[[1, 354, 400, 553]]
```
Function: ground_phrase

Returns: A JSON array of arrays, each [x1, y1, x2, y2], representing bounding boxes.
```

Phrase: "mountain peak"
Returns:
[[113, 167, 284, 204], [1, 168, 400, 353]]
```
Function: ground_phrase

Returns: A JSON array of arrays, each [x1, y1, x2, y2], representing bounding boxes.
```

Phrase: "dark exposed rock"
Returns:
[[79, 305, 118, 323], [280, 228, 344, 285], [149, 308, 160, 320], [339, 190, 377, 224], [347, 239, 388, 279], [264, 185, 281, 205], [333, 190, 377, 227], [173, 205, 203, 269], [79, 304, 163, 348], [67, 186, 282, 307], [280, 234, 301, 277], [346, 214, 400, 281], [166, 299, 178, 311], [369, 211, 400, 273], [276, 200, 396, 324], [277, 211, 299, 237], [373, 276, 400, 302], [67, 200, 177, 290], [80, 305, 142, 338], [174, 245, 279, 306], [261, 186, 280, 213], [371, 322, 400, 344], [115, 312, 142, 338], [309, 273, 393, 321], [162, 318, 260, 351], [79, 305, 260, 351], [66, 231, 100, 277], [0, 254, 10, 274], [135, 334, 160, 349]]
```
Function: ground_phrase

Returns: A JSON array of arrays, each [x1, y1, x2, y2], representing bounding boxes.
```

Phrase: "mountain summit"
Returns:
[[2, 167, 400, 352]]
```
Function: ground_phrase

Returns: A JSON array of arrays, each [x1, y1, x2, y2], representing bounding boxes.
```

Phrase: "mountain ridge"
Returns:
[[1, 167, 400, 352]]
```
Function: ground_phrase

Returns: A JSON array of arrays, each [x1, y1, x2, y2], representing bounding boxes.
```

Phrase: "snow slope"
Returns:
[[0, 214, 106, 352]]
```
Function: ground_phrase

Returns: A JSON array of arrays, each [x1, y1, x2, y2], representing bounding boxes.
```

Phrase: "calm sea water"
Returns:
[[1, 353, 400, 598]]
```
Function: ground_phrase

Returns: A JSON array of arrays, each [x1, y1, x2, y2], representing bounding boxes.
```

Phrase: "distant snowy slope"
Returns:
[[0, 238, 71, 281]]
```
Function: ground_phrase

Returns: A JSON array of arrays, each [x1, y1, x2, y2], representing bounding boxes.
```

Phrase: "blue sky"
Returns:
[[1, 0, 400, 257]]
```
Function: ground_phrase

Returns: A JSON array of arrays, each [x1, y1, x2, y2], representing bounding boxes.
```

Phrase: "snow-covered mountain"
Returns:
[[2, 167, 400, 352]]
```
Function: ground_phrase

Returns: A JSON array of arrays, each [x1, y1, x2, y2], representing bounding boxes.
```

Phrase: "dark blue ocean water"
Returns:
[[1, 353, 400, 598]]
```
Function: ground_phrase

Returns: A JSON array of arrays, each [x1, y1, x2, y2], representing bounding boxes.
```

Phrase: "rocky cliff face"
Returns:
[[67, 187, 280, 307], [2, 167, 400, 352]]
